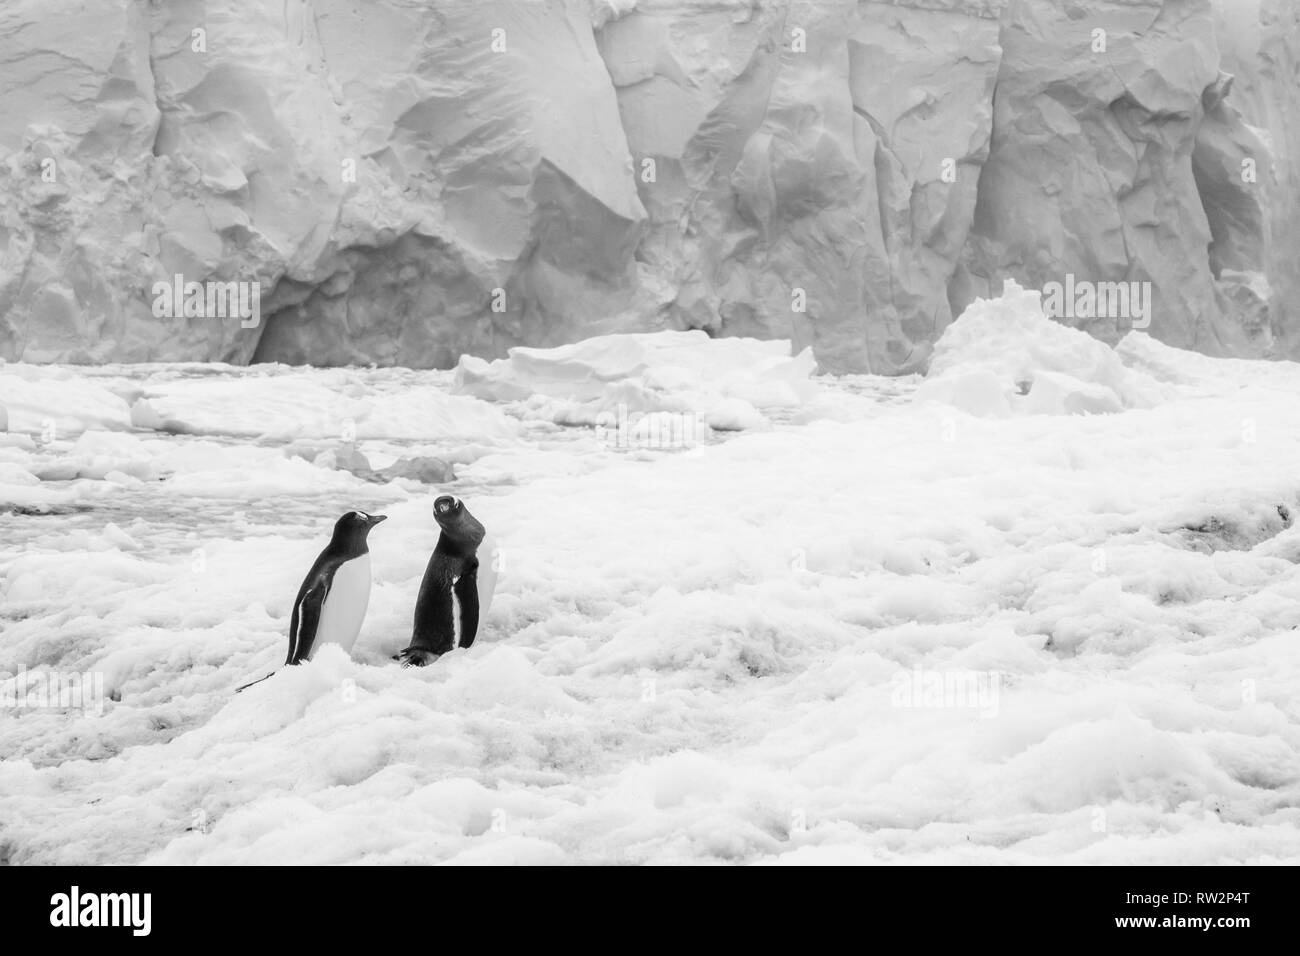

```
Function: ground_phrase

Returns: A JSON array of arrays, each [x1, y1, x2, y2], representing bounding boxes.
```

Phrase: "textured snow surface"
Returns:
[[2, 316, 1300, 864], [916, 280, 1172, 417], [453, 331, 816, 429]]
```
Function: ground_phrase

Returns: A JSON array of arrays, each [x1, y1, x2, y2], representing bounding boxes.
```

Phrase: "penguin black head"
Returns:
[[433, 496, 485, 549], [331, 510, 387, 551]]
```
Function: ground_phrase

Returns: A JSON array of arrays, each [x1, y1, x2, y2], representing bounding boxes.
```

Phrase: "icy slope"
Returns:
[[2, 323, 1299, 864]]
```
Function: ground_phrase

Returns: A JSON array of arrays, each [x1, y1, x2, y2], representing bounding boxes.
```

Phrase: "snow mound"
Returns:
[[916, 281, 1168, 417], [454, 331, 818, 430]]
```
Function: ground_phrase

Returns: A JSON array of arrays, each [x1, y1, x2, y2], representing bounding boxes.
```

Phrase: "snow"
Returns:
[[2, 304, 1300, 864], [453, 330, 817, 431], [0, 363, 134, 437], [124, 364, 519, 442], [916, 280, 1170, 417]]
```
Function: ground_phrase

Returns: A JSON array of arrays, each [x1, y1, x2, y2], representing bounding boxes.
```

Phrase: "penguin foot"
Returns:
[[395, 647, 441, 667]]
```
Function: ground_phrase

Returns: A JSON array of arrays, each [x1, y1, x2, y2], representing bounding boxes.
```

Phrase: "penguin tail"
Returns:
[[235, 672, 275, 693]]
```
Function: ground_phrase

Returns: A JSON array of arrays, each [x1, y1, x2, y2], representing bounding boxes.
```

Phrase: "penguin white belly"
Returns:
[[477, 533, 499, 619], [310, 554, 371, 658]]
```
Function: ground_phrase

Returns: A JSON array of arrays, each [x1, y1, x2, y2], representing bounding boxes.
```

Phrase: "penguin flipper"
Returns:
[[239, 573, 328, 691], [403, 552, 457, 661], [286, 579, 329, 665], [455, 561, 481, 649]]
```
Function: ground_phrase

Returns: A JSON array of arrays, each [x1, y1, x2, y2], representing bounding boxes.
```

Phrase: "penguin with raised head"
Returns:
[[236, 510, 387, 692], [397, 495, 496, 667]]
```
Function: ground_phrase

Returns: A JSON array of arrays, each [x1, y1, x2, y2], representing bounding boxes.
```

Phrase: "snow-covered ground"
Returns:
[[2, 287, 1299, 864]]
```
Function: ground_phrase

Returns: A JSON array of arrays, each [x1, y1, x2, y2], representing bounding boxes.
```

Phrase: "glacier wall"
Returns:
[[0, 0, 1296, 371]]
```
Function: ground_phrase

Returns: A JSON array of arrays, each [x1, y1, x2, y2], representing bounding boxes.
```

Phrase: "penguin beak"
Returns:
[[367, 514, 388, 526]]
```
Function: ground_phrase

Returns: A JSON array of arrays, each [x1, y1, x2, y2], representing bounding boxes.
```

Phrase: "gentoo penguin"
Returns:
[[397, 495, 497, 666], [236, 510, 387, 692]]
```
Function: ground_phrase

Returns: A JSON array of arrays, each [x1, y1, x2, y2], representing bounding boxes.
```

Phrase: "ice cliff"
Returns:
[[0, 0, 1296, 371]]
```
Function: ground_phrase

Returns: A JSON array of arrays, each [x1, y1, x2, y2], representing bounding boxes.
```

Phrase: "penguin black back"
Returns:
[[284, 511, 386, 664], [236, 510, 386, 692], [398, 496, 489, 667]]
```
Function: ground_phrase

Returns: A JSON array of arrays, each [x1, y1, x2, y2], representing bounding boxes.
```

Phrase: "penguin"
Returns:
[[397, 495, 497, 666], [236, 510, 387, 691]]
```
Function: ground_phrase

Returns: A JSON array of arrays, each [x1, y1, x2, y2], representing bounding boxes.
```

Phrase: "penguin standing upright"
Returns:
[[398, 496, 496, 667], [236, 510, 387, 692]]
